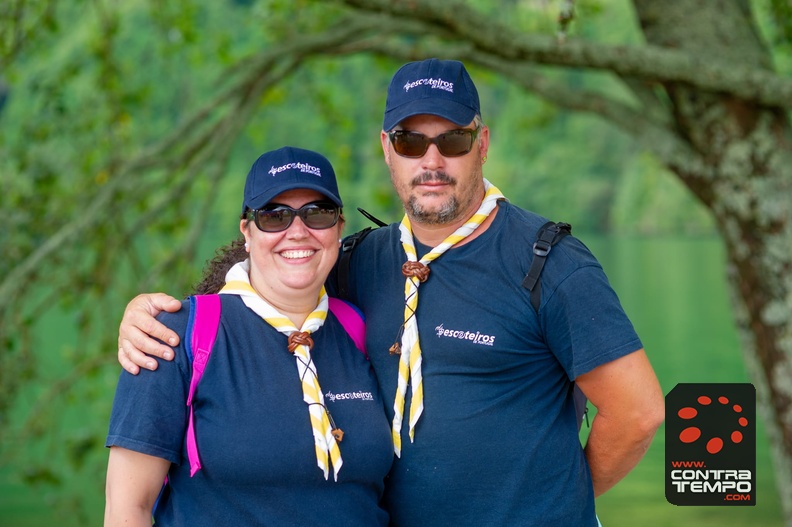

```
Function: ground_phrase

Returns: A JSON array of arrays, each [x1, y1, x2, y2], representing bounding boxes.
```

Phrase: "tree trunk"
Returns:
[[633, 0, 792, 521]]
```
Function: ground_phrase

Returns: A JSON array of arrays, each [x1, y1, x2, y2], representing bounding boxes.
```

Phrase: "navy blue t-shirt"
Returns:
[[107, 295, 393, 527], [329, 200, 642, 526]]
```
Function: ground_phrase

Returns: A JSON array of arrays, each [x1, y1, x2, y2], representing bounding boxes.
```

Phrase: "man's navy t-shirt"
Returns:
[[330, 200, 642, 526]]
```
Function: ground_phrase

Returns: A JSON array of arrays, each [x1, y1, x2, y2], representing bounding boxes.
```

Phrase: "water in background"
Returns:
[[585, 235, 782, 526]]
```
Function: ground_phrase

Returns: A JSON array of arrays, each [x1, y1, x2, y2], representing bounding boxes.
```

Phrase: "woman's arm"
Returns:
[[104, 446, 170, 527]]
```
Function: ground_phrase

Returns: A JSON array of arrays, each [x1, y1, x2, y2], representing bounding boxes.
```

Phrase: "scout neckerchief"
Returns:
[[220, 260, 343, 480], [390, 179, 505, 456]]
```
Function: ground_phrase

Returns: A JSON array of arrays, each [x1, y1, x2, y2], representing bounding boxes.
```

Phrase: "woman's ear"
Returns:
[[240, 220, 251, 252]]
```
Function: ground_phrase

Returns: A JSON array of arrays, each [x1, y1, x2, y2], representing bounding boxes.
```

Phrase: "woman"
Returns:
[[104, 147, 393, 526]]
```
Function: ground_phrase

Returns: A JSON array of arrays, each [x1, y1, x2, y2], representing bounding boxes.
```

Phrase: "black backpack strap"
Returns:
[[336, 208, 387, 299], [521, 221, 587, 429], [357, 207, 387, 227], [337, 227, 374, 300], [573, 384, 589, 430], [521, 221, 572, 313]]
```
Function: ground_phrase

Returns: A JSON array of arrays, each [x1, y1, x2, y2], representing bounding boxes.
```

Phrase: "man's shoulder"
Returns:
[[496, 201, 554, 238], [350, 222, 400, 253], [498, 202, 601, 276]]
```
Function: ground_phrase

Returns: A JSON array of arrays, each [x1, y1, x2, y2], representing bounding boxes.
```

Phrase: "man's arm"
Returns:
[[575, 349, 665, 497], [117, 293, 182, 374]]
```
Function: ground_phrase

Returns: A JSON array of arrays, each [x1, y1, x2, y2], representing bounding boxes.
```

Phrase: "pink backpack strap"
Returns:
[[328, 297, 367, 358], [185, 294, 221, 476]]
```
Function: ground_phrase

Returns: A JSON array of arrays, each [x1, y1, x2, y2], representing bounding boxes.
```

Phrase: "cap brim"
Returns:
[[383, 99, 477, 131], [244, 182, 343, 212]]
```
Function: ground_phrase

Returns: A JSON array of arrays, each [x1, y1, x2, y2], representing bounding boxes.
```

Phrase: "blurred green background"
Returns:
[[1, 0, 789, 525], [2, 235, 784, 526]]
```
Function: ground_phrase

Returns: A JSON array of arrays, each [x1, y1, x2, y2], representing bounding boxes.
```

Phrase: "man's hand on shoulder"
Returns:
[[117, 293, 182, 374]]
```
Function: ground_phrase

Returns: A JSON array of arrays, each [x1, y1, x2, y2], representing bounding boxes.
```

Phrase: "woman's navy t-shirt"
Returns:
[[107, 295, 393, 526]]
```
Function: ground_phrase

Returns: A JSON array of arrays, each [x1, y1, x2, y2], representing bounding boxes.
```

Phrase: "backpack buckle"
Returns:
[[341, 227, 372, 253], [533, 239, 552, 257]]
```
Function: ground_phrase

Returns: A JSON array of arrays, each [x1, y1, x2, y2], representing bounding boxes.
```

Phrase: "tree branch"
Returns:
[[470, 53, 713, 179], [341, 34, 714, 182], [336, 0, 792, 108], [0, 16, 386, 308]]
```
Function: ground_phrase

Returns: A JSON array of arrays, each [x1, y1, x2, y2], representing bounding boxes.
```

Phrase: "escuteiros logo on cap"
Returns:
[[403, 77, 454, 93], [268, 162, 322, 177]]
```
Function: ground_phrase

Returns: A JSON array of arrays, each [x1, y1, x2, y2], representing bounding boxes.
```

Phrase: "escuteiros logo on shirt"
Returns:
[[403, 77, 454, 93], [268, 162, 322, 177], [324, 390, 374, 403], [434, 324, 495, 346]]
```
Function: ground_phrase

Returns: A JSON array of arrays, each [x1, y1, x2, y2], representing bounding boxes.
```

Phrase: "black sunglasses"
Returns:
[[246, 201, 341, 233], [388, 127, 480, 158]]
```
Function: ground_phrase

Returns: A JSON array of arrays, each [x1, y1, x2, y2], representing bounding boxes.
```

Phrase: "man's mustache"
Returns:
[[411, 171, 455, 186]]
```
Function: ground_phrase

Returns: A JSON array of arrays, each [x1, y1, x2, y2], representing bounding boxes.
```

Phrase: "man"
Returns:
[[118, 58, 664, 526]]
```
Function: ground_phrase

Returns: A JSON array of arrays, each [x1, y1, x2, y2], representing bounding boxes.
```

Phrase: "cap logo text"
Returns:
[[268, 162, 322, 177], [403, 77, 454, 93]]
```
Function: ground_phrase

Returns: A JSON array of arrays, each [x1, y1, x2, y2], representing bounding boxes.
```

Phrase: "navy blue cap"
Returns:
[[241, 147, 342, 214], [383, 59, 481, 131]]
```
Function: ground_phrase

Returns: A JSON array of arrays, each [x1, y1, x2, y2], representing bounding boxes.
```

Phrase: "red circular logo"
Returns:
[[676, 394, 748, 454]]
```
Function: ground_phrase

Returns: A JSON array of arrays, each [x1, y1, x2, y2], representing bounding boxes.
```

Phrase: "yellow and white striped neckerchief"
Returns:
[[391, 179, 505, 456], [220, 260, 343, 480]]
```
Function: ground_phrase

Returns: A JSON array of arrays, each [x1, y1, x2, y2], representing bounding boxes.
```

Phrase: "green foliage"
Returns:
[[766, 0, 792, 47], [754, 0, 792, 75]]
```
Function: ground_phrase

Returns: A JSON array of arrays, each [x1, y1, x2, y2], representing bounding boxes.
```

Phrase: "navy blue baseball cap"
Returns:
[[241, 146, 343, 214], [383, 58, 481, 131]]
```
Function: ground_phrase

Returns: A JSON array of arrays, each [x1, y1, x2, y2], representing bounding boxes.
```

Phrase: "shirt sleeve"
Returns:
[[105, 307, 192, 465], [541, 255, 643, 381]]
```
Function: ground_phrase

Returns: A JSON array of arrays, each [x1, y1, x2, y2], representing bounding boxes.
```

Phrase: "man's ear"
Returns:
[[478, 125, 490, 161], [380, 130, 392, 165]]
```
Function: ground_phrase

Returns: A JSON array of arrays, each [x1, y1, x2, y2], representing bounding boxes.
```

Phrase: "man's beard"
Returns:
[[406, 195, 460, 225], [406, 171, 461, 225]]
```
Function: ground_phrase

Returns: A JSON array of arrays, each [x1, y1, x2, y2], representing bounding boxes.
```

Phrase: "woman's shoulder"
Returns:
[[155, 298, 192, 336]]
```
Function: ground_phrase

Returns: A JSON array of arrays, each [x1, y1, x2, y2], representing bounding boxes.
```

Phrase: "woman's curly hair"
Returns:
[[193, 235, 248, 295]]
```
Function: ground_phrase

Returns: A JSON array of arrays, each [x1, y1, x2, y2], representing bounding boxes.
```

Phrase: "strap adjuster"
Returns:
[[532, 239, 552, 257]]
